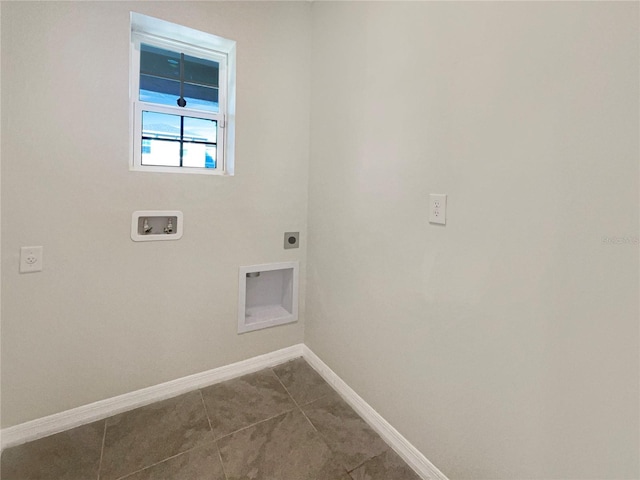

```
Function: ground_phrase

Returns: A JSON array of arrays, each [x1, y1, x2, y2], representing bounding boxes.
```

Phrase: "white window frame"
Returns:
[[130, 13, 236, 175]]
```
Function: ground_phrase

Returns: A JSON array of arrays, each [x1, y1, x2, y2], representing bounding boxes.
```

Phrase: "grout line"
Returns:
[[270, 366, 319, 433], [110, 392, 219, 480], [113, 452, 184, 480], [113, 452, 186, 480], [285, 383, 351, 470], [270, 365, 339, 440], [271, 367, 301, 410], [347, 452, 382, 474], [298, 391, 332, 409], [214, 408, 294, 442], [96, 419, 107, 480], [271, 365, 358, 475], [298, 405, 320, 433], [215, 441, 230, 480], [199, 390, 213, 433], [226, 362, 388, 478], [300, 412, 336, 463], [199, 367, 297, 443], [113, 441, 217, 480], [110, 394, 220, 480]]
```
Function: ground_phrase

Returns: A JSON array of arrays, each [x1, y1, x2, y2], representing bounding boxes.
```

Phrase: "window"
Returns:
[[130, 13, 236, 175]]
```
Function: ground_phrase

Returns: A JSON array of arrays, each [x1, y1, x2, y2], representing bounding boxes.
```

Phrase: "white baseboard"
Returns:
[[1, 344, 304, 450], [302, 345, 449, 480], [1, 342, 448, 480]]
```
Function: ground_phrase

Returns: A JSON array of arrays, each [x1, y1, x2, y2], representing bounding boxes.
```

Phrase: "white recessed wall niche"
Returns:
[[238, 261, 299, 333]]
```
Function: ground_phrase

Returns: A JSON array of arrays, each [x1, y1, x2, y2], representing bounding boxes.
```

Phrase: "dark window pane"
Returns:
[[140, 44, 180, 80], [139, 75, 180, 106], [183, 83, 219, 112], [139, 43, 220, 112], [141, 79, 218, 111], [184, 54, 219, 87]]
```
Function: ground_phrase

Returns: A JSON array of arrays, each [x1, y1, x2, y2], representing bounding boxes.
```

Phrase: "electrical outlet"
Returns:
[[284, 232, 299, 249], [429, 194, 447, 225], [20, 246, 43, 273]]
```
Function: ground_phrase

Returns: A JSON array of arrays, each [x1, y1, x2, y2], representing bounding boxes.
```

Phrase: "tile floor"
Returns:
[[1, 358, 422, 480]]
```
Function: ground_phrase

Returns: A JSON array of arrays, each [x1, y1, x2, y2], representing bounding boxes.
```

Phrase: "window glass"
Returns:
[[183, 116, 216, 143], [139, 76, 181, 107], [182, 84, 219, 112], [183, 54, 219, 87], [139, 43, 220, 112], [131, 13, 235, 175], [183, 116, 217, 168], [141, 139, 181, 167], [141, 111, 217, 168], [140, 44, 180, 79], [142, 110, 181, 141], [183, 145, 217, 168]]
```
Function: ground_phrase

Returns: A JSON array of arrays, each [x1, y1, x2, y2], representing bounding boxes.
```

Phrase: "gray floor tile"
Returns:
[[273, 358, 334, 406], [302, 391, 389, 472], [1, 366, 420, 480], [349, 449, 422, 480], [100, 391, 213, 480], [119, 443, 225, 480], [201, 369, 297, 439], [0, 420, 104, 480], [218, 409, 349, 480]]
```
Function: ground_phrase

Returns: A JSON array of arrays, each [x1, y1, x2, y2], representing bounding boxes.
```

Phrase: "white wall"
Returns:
[[307, 2, 639, 479], [1, 1, 310, 427]]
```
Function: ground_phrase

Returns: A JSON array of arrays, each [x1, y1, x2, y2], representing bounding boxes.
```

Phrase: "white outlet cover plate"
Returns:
[[429, 194, 447, 225], [20, 246, 43, 273]]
